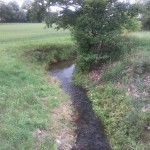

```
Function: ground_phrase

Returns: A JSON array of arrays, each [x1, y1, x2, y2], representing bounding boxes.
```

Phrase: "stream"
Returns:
[[51, 61, 111, 150]]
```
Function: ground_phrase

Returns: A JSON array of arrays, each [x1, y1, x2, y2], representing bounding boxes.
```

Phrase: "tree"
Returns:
[[26, 0, 47, 22], [8, 1, 20, 11], [141, 0, 150, 30], [0, 0, 27, 22], [45, 0, 139, 71], [22, 0, 33, 22], [0, 1, 17, 22], [22, 0, 32, 10], [45, 12, 58, 28]]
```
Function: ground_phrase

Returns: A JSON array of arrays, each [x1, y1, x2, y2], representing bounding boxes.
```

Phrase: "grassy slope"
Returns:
[[0, 23, 74, 149], [73, 32, 150, 150]]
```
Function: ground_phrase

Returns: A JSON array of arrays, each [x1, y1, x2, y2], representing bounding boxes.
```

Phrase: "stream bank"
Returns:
[[72, 47, 150, 149], [50, 61, 111, 150]]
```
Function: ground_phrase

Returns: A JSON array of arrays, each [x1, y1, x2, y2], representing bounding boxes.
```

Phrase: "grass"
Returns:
[[0, 23, 75, 149], [128, 31, 150, 49], [73, 31, 150, 150], [101, 61, 125, 82]]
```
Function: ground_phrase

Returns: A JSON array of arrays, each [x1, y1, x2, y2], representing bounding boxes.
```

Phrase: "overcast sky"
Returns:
[[4, 0, 24, 6], [3, 0, 136, 7]]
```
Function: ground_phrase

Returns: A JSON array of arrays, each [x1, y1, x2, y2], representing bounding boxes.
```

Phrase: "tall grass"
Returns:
[[0, 23, 74, 149], [128, 31, 150, 49]]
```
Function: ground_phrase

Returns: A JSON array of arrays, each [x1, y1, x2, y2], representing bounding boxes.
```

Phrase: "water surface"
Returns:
[[51, 61, 111, 150]]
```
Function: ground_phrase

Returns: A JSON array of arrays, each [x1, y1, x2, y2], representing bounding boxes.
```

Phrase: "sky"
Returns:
[[3, 0, 136, 7], [4, 0, 25, 6]]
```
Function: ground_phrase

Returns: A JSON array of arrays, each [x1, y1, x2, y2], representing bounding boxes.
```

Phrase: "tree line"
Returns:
[[0, 0, 26, 22], [0, 0, 46, 23], [0, 0, 150, 31]]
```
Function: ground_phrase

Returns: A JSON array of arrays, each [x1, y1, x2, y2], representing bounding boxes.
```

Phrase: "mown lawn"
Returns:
[[0, 23, 74, 149]]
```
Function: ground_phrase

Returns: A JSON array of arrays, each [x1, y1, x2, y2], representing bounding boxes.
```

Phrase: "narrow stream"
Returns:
[[51, 61, 111, 150]]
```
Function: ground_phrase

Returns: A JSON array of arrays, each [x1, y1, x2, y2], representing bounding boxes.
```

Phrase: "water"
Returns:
[[51, 61, 111, 150]]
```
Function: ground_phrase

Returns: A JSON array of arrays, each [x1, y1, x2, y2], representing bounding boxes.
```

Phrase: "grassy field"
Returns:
[[0, 23, 75, 149], [73, 32, 150, 150]]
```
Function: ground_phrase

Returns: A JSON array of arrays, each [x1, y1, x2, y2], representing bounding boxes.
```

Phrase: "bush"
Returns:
[[76, 54, 109, 72], [25, 44, 76, 66], [122, 18, 142, 33]]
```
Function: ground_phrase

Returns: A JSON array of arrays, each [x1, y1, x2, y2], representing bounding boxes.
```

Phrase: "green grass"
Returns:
[[0, 23, 71, 45], [0, 23, 74, 149], [73, 31, 150, 150], [128, 31, 150, 49]]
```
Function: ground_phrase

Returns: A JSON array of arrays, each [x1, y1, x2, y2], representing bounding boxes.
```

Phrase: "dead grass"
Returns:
[[28, 75, 76, 150], [32, 96, 76, 150], [50, 101, 76, 150]]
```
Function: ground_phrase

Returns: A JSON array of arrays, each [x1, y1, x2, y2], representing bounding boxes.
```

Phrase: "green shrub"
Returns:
[[76, 54, 109, 72], [75, 36, 131, 72], [122, 18, 142, 33], [25, 43, 76, 65]]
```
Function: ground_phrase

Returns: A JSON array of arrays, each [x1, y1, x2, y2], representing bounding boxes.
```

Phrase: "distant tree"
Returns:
[[27, 0, 46, 22], [8, 1, 20, 11], [22, 0, 32, 10], [0, 0, 27, 22], [22, 0, 33, 22], [0, 1, 12, 22], [142, 0, 150, 30], [45, 12, 58, 28], [8, 1, 26, 22]]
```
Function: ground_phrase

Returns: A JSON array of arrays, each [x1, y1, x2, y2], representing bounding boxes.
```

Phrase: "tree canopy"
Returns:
[[44, 0, 139, 71]]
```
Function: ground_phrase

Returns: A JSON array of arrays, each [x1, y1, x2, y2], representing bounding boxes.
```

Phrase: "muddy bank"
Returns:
[[50, 61, 111, 150]]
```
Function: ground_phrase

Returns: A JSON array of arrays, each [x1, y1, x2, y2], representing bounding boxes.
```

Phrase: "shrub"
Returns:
[[25, 44, 76, 65], [122, 18, 142, 33], [76, 54, 109, 72]]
